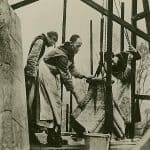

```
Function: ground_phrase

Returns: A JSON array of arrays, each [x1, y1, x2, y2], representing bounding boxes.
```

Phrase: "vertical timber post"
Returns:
[[69, 93, 73, 132], [66, 104, 69, 132], [62, 0, 67, 130], [100, 18, 104, 53], [120, 2, 124, 52], [142, 0, 150, 51], [131, 0, 137, 139], [90, 20, 94, 75], [62, 0, 67, 43], [104, 0, 113, 134], [62, 0, 73, 132]]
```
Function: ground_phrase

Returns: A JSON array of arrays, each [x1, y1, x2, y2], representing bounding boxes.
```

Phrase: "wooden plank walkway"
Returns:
[[30, 133, 141, 150], [110, 138, 140, 150], [30, 145, 85, 150]]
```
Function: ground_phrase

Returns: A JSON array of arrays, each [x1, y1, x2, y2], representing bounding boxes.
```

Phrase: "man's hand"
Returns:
[[128, 44, 141, 60], [127, 53, 134, 65], [128, 44, 136, 52], [128, 53, 134, 61], [83, 75, 94, 80], [78, 100, 86, 110]]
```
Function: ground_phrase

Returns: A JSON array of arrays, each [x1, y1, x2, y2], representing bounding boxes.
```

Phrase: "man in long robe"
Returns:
[[37, 34, 92, 146], [24, 31, 58, 144]]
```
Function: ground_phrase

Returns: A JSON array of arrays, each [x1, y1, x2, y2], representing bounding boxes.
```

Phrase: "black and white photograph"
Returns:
[[1, 0, 150, 149]]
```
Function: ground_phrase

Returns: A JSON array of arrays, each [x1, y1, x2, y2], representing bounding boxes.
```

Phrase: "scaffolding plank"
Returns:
[[31, 145, 84, 150]]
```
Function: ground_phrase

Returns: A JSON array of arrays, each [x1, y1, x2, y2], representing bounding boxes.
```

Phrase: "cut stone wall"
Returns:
[[0, 0, 29, 149]]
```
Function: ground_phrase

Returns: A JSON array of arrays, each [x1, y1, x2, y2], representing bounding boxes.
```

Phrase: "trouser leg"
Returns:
[[25, 76, 38, 143]]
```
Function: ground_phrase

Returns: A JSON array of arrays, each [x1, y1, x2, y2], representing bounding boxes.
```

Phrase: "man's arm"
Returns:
[[28, 39, 43, 58], [115, 53, 133, 82], [69, 59, 85, 79], [56, 56, 80, 104], [57, 56, 74, 91], [25, 39, 43, 77]]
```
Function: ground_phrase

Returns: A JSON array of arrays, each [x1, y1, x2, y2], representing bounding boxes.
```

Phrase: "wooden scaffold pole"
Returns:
[[130, 0, 137, 139], [104, 0, 114, 134], [62, 0, 67, 43], [90, 20, 94, 75], [61, 0, 68, 132], [120, 2, 124, 52], [80, 0, 150, 42]]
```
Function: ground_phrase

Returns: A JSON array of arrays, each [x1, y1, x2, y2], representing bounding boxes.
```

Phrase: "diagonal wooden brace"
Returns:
[[11, 0, 39, 10], [80, 0, 150, 42]]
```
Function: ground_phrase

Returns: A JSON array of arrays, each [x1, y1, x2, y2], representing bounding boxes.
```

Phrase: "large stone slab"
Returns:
[[0, 0, 29, 149], [72, 79, 125, 137]]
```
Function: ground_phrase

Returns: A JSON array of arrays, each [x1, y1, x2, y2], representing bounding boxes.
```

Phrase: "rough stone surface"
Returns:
[[0, 0, 29, 149]]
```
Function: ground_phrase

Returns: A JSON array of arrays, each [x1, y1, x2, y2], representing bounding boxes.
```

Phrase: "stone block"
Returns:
[[0, 0, 29, 149]]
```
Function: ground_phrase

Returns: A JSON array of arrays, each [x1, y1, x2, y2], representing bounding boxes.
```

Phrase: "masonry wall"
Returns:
[[0, 0, 29, 149]]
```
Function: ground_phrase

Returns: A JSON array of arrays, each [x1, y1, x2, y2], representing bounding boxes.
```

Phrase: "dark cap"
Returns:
[[69, 34, 80, 42], [47, 31, 58, 42], [104, 52, 114, 61]]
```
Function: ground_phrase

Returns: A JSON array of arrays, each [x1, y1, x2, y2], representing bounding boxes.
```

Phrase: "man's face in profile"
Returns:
[[71, 37, 82, 54]]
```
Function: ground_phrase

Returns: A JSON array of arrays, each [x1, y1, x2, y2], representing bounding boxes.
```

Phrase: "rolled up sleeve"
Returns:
[[114, 65, 131, 82], [56, 56, 74, 91]]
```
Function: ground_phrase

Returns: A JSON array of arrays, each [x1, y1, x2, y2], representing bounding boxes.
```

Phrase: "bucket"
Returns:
[[134, 122, 144, 136], [84, 133, 110, 150]]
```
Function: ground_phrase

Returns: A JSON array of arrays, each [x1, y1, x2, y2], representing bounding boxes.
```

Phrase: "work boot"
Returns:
[[55, 126, 68, 146], [47, 126, 68, 147], [29, 132, 42, 146], [125, 123, 132, 138], [47, 128, 56, 146]]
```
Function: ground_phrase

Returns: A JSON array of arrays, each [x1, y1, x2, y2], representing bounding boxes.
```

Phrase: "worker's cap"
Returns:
[[104, 52, 114, 61], [47, 31, 58, 42]]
